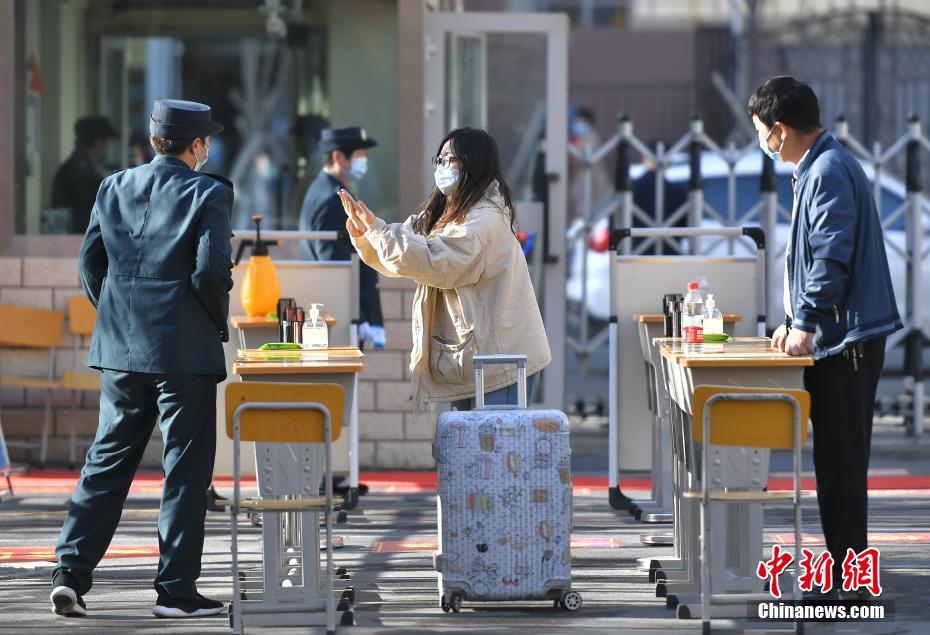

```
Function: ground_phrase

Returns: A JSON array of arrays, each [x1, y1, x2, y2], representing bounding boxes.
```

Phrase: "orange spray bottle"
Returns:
[[235, 215, 281, 317]]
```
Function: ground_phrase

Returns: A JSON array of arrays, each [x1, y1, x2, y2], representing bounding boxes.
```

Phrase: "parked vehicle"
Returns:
[[567, 151, 924, 338]]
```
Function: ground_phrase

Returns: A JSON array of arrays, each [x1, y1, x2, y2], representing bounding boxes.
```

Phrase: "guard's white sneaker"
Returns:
[[50, 571, 87, 617]]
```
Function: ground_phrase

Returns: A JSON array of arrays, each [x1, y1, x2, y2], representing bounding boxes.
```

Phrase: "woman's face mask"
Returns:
[[434, 164, 460, 195]]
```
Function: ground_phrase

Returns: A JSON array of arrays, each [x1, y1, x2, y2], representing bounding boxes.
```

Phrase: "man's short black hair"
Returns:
[[322, 148, 354, 167], [747, 76, 822, 133]]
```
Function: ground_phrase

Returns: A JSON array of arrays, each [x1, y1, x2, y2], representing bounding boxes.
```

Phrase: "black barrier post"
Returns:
[[613, 113, 631, 235], [687, 114, 703, 254], [904, 114, 924, 434], [760, 149, 778, 328]]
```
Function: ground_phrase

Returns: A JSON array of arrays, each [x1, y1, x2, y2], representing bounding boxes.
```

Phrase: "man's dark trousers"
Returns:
[[54, 370, 217, 597], [805, 337, 885, 576]]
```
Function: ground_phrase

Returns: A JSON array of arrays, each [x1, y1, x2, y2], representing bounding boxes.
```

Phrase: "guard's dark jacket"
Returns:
[[79, 154, 234, 378], [298, 170, 384, 326], [52, 149, 105, 233]]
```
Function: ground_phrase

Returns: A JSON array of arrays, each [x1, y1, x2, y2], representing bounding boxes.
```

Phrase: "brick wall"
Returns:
[[357, 275, 435, 469], [0, 257, 154, 467], [0, 256, 433, 470]]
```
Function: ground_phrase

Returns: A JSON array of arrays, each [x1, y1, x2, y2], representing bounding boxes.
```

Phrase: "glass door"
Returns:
[[425, 12, 569, 409]]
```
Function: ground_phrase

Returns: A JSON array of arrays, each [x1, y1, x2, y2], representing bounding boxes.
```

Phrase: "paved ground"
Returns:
[[2, 337, 927, 633], [1, 417, 928, 634]]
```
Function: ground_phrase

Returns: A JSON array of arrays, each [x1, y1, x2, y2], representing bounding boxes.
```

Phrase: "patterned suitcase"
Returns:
[[432, 355, 581, 613]]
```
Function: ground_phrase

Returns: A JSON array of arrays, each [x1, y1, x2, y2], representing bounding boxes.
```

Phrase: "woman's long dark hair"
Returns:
[[413, 127, 516, 236]]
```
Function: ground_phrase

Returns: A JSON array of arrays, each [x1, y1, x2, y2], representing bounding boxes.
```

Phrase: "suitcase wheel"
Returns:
[[450, 592, 463, 613], [440, 595, 451, 612], [559, 591, 582, 612]]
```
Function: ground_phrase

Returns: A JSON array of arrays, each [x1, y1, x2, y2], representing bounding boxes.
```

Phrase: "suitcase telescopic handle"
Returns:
[[473, 354, 528, 409]]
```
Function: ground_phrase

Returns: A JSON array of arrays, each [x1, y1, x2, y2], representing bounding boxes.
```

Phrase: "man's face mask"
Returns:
[[759, 125, 784, 162], [349, 156, 368, 181], [194, 140, 210, 172]]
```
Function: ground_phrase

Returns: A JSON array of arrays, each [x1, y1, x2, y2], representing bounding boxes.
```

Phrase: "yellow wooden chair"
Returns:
[[223, 382, 344, 635], [0, 304, 65, 465], [691, 385, 810, 635], [61, 295, 101, 467]]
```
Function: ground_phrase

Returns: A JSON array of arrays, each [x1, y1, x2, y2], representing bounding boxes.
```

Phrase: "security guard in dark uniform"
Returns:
[[51, 116, 120, 233], [51, 100, 232, 620], [299, 127, 385, 346]]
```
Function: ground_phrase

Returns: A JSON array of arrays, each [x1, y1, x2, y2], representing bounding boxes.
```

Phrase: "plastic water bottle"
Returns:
[[683, 281, 704, 353], [301, 303, 329, 349], [703, 294, 724, 336]]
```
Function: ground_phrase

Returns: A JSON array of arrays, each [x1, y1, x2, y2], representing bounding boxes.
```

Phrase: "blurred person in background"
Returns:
[[129, 132, 155, 167], [51, 116, 120, 233], [299, 126, 385, 350], [749, 76, 901, 600], [568, 106, 611, 221]]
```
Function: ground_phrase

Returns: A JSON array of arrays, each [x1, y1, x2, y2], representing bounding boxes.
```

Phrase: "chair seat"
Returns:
[[61, 370, 101, 391], [682, 490, 795, 501], [221, 497, 329, 511], [0, 375, 60, 389]]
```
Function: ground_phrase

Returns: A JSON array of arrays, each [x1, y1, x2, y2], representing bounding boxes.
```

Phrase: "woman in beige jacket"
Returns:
[[338, 128, 550, 416]]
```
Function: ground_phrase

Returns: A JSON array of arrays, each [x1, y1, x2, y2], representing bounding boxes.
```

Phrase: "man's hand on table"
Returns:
[[771, 324, 814, 356], [784, 328, 815, 356], [771, 324, 788, 352]]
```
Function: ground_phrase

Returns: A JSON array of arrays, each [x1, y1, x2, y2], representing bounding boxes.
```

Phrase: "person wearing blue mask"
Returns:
[[748, 77, 901, 601], [50, 99, 232, 619], [568, 107, 611, 221], [299, 127, 385, 349]]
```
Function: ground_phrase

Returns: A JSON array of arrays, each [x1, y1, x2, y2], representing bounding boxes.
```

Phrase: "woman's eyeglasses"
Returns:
[[433, 154, 459, 169]]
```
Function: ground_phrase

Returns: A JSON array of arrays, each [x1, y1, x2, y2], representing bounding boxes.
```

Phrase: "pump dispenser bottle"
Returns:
[[302, 304, 328, 349]]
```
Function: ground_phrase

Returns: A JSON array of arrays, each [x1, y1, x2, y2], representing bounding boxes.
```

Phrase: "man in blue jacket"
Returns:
[[749, 77, 902, 595], [51, 100, 233, 619]]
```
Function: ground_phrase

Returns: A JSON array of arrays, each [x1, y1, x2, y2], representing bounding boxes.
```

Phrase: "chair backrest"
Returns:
[[0, 304, 65, 348], [67, 295, 96, 336], [692, 385, 811, 449], [225, 382, 344, 444]]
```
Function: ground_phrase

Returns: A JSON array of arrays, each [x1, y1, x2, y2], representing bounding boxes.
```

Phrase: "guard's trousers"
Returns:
[[804, 337, 885, 578], [53, 370, 217, 598]]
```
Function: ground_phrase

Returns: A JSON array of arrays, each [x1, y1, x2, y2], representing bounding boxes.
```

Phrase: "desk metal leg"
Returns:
[[608, 319, 635, 510], [344, 325, 361, 510]]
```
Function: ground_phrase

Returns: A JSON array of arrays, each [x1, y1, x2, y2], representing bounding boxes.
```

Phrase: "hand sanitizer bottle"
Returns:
[[703, 294, 724, 335], [302, 304, 328, 349]]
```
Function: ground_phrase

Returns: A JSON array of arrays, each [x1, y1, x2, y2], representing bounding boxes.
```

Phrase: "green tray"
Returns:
[[259, 342, 303, 351]]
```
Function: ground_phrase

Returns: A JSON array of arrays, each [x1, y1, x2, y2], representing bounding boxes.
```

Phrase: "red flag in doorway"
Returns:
[[28, 55, 44, 95]]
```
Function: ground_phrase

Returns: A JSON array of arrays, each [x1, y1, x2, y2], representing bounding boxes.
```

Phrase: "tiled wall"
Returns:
[[0, 256, 433, 470], [0, 257, 116, 466]]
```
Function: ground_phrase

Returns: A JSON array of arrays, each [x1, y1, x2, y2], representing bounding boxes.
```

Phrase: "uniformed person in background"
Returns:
[[299, 126, 385, 348], [51, 116, 120, 233], [51, 99, 233, 620]]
